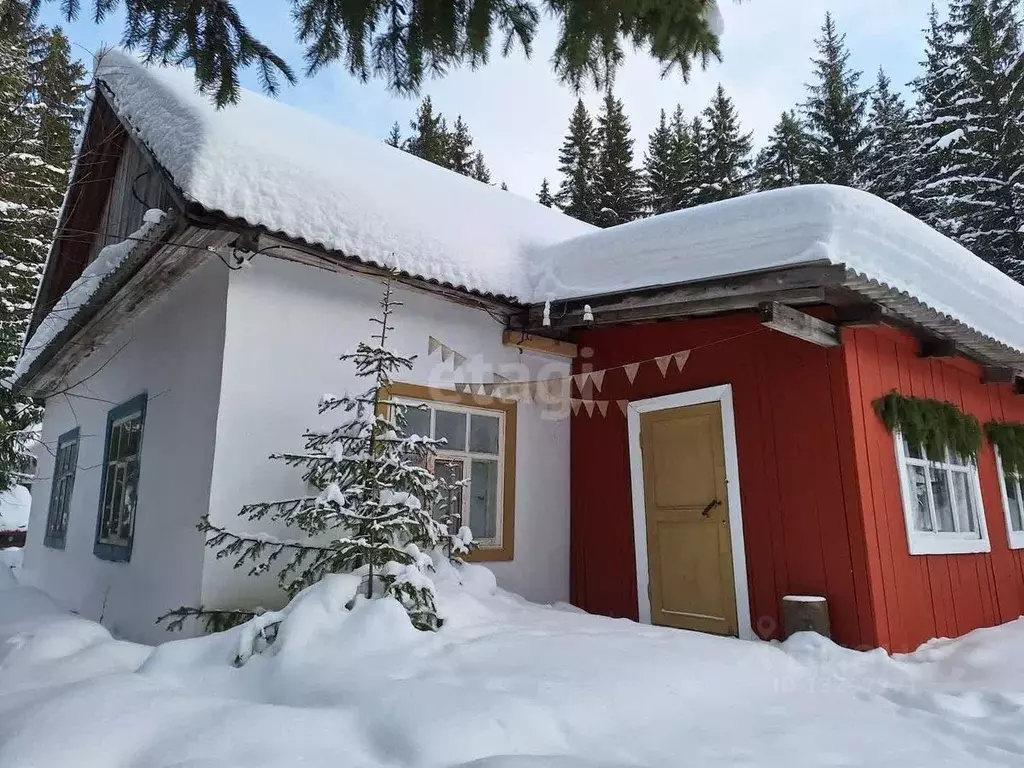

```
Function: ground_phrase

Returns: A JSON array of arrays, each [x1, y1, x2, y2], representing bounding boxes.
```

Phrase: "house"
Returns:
[[14, 53, 1024, 652]]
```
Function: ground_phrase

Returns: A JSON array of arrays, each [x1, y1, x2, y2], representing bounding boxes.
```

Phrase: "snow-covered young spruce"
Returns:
[[162, 281, 473, 636]]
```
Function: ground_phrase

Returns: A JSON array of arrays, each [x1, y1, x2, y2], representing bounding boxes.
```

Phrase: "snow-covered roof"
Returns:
[[94, 51, 594, 301], [531, 185, 1024, 357]]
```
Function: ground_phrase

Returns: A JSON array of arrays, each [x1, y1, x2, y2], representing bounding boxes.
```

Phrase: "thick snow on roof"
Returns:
[[532, 184, 1024, 355], [94, 51, 593, 301]]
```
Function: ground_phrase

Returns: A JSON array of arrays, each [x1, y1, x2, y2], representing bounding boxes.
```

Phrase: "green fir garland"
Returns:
[[872, 392, 982, 461], [985, 422, 1024, 478]]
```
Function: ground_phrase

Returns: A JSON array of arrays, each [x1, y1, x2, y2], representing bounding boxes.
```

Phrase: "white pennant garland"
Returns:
[[624, 363, 640, 384], [596, 400, 609, 417], [617, 399, 630, 416], [589, 370, 606, 393], [428, 336, 441, 355], [673, 350, 691, 372], [583, 400, 596, 417], [656, 355, 672, 377], [570, 399, 582, 415]]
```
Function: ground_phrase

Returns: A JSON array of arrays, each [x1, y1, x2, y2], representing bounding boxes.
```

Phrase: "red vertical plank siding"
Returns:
[[570, 314, 871, 648], [843, 326, 1024, 651]]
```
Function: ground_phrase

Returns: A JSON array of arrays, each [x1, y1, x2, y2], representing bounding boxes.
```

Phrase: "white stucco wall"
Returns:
[[22, 260, 228, 644], [201, 256, 571, 610]]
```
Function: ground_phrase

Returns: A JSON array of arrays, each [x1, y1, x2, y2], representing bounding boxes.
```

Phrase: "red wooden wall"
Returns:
[[843, 325, 1024, 652], [570, 313, 877, 648]]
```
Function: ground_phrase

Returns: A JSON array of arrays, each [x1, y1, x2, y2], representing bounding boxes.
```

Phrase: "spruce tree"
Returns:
[[802, 13, 870, 186], [13, 0, 723, 106], [909, 4, 962, 228], [445, 116, 475, 177], [669, 107, 700, 211], [0, 21, 85, 490], [644, 109, 676, 215], [680, 115, 710, 209], [537, 178, 554, 207], [692, 84, 753, 205], [405, 96, 449, 165], [755, 111, 810, 190], [862, 69, 916, 208], [594, 91, 643, 227], [937, 0, 1024, 280], [183, 282, 460, 635], [555, 100, 598, 224]]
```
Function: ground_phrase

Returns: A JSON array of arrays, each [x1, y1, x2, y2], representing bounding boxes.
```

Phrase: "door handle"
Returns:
[[701, 498, 722, 518]]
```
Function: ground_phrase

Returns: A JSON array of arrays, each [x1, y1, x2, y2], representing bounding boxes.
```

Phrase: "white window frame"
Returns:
[[396, 397, 507, 551], [893, 433, 990, 555], [994, 448, 1024, 550]]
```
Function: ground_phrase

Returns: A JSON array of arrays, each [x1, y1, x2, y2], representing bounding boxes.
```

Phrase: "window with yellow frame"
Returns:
[[384, 382, 516, 562]]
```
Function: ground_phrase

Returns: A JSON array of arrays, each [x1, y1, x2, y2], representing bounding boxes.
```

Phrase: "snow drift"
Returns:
[[2, 558, 1024, 767]]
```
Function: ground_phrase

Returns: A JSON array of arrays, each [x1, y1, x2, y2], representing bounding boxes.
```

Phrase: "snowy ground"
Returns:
[[1, 560, 1023, 767]]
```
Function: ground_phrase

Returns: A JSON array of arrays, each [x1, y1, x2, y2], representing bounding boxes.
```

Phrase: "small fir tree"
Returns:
[[537, 178, 554, 207], [755, 111, 810, 191], [385, 121, 402, 147], [178, 282, 454, 633], [470, 151, 491, 183], [594, 90, 643, 227], [801, 13, 870, 186], [555, 99, 599, 224], [694, 84, 753, 205]]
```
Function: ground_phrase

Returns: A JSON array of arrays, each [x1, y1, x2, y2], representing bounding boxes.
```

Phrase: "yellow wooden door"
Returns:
[[639, 402, 738, 636]]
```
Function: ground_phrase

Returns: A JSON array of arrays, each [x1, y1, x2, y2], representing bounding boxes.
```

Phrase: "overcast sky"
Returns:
[[41, 0, 948, 197]]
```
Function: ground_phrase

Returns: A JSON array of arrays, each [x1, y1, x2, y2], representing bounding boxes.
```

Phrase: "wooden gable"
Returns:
[[28, 91, 178, 340]]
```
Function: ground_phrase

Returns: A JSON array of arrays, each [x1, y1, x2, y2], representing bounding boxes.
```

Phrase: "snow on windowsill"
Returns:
[[12, 210, 167, 384]]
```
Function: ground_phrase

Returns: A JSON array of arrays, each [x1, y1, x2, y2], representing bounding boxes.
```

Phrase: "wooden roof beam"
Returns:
[[983, 366, 1016, 384], [919, 339, 958, 358], [759, 302, 840, 348], [516, 263, 848, 332]]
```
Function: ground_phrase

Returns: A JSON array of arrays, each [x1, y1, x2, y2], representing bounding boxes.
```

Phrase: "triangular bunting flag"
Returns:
[[656, 355, 672, 376], [428, 336, 441, 356], [453, 352, 467, 369], [493, 373, 509, 384], [624, 363, 640, 384], [673, 350, 691, 372], [596, 400, 609, 417], [455, 382, 473, 394], [617, 399, 630, 416], [583, 400, 596, 417], [479, 383, 496, 396], [440, 345, 453, 363], [589, 370, 606, 393], [570, 399, 582, 415], [571, 373, 588, 391]]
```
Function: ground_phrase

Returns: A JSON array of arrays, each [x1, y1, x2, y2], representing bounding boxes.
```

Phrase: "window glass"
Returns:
[[951, 472, 977, 533], [435, 410, 467, 451], [44, 431, 79, 548], [929, 468, 956, 533], [469, 414, 500, 455], [96, 401, 146, 558], [1006, 474, 1024, 532], [403, 404, 430, 439], [910, 465, 932, 532], [470, 460, 499, 540]]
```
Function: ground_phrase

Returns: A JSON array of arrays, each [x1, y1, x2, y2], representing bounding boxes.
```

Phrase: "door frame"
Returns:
[[626, 384, 753, 640]]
